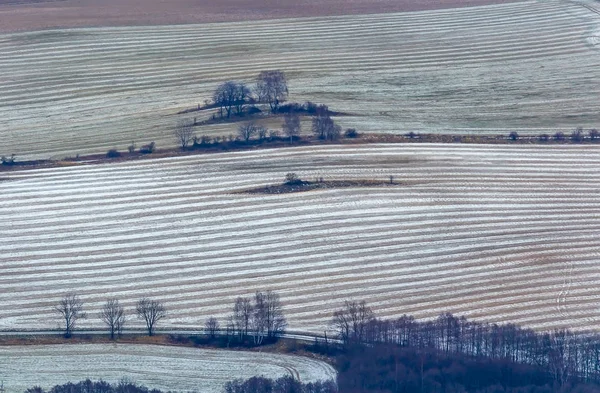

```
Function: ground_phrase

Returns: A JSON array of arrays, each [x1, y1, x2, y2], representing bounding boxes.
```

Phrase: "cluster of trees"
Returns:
[[225, 376, 336, 393], [221, 291, 287, 345], [55, 293, 165, 338], [24, 379, 165, 393], [54, 290, 286, 344], [213, 70, 288, 119], [174, 69, 352, 149], [336, 343, 586, 393], [329, 301, 600, 388], [21, 376, 336, 393], [509, 127, 600, 142]]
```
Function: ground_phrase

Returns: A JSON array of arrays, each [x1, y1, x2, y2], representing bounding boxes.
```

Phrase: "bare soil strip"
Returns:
[[0, 0, 523, 33]]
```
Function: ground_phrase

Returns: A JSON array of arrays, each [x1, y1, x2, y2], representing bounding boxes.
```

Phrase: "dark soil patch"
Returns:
[[243, 179, 401, 194]]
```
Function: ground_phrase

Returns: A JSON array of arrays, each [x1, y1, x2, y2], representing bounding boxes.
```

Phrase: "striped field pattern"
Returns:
[[2, 144, 600, 334], [2, 0, 600, 159], [0, 344, 336, 391]]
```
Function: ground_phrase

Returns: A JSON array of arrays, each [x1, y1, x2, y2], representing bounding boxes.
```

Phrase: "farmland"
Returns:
[[0, 344, 336, 392], [2, 144, 600, 334], [2, 0, 600, 160]]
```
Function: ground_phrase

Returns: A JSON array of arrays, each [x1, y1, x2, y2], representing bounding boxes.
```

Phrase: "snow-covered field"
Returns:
[[0, 344, 336, 392], [2, 0, 600, 159], [2, 144, 600, 333]]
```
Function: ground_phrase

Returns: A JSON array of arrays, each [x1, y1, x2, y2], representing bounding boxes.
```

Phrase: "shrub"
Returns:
[[285, 173, 301, 184], [139, 142, 155, 154], [538, 134, 549, 142], [571, 127, 584, 142], [127, 142, 136, 154], [1, 154, 15, 166], [553, 132, 565, 141], [269, 130, 281, 140], [106, 149, 121, 158], [406, 131, 418, 139], [277, 103, 303, 113], [508, 131, 519, 141], [344, 128, 359, 138], [247, 106, 262, 116], [590, 129, 599, 141], [304, 101, 319, 114]]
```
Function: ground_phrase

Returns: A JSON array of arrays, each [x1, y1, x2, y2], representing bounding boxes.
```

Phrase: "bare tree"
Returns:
[[100, 298, 126, 339], [256, 70, 288, 113], [55, 292, 87, 338], [331, 300, 374, 344], [282, 111, 301, 143], [257, 126, 268, 141], [234, 83, 251, 115], [232, 296, 253, 340], [312, 105, 341, 141], [238, 122, 258, 142], [136, 297, 166, 336], [204, 317, 220, 339], [251, 295, 267, 345], [213, 81, 238, 119], [256, 290, 287, 339], [174, 119, 195, 149]]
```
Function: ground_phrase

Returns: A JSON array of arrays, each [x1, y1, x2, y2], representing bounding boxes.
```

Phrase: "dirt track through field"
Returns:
[[2, 144, 600, 334]]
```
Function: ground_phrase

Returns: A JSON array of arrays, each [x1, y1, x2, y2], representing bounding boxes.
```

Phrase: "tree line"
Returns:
[[22, 376, 336, 393], [54, 290, 286, 345], [329, 300, 600, 389]]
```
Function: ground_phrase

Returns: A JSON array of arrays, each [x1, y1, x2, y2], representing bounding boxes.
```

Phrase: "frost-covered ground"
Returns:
[[2, 0, 600, 159], [0, 344, 336, 393], [2, 144, 600, 333]]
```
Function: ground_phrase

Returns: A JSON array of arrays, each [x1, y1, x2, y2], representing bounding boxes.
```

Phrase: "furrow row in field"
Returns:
[[0, 344, 336, 392], [2, 144, 600, 333], [1, 0, 600, 159]]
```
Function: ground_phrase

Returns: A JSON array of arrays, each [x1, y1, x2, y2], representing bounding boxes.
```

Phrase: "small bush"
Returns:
[[344, 128, 359, 138], [106, 149, 121, 158], [247, 106, 262, 116], [269, 130, 281, 140], [590, 129, 599, 141], [406, 131, 418, 139], [304, 101, 319, 114], [571, 127, 584, 142], [127, 142, 136, 154], [285, 172, 301, 184], [258, 126, 268, 141], [508, 131, 519, 141], [538, 134, 549, 142], [553, 132, 565, 141], [277, 103, 303, 113], [139, 142, 155, 154], [1, 154, 15, 166]]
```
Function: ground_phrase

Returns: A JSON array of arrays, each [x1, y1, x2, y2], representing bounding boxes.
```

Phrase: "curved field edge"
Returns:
[[0, 344, 336, 392], [2, 143, 600, 334], [2, 0, 600, 159]]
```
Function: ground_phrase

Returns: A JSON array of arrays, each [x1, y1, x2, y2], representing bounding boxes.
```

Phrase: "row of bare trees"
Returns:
[[54, 290, 286, 344], [55, 293, 166, 338], [330, 301, 600, 387]]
